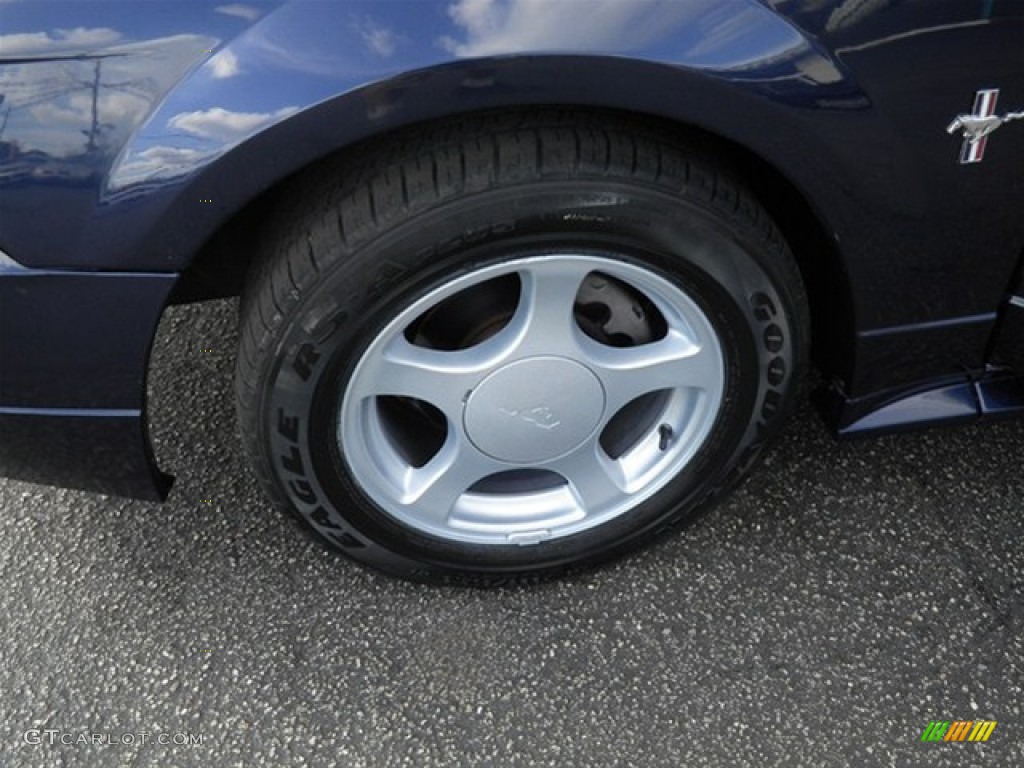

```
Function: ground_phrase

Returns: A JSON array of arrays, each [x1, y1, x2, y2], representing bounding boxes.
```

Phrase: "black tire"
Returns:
[[236, 110, 809, 585]]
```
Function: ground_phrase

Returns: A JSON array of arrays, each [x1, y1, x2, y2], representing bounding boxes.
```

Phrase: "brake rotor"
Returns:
[[574, 271, 656, 346]]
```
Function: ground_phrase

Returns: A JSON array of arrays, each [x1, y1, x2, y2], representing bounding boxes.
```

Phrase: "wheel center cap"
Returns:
[[464, 356, 606, 464]]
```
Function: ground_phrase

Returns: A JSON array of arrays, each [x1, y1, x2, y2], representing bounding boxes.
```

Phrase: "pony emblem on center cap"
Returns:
[[499, 406, 561, 430]]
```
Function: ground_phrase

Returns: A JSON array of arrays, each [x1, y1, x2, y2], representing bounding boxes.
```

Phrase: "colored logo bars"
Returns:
[[920, 720, 997, 742]]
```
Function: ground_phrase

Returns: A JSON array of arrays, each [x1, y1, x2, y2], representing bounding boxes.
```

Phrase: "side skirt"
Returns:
[[816, 370, 1024, 438]]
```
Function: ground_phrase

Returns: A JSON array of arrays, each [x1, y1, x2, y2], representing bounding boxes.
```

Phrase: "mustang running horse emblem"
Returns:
[[947, 89, 1024, 164]]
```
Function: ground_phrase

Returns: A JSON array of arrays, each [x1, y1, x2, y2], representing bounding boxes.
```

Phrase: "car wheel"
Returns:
[[236, 112, 808, 584]]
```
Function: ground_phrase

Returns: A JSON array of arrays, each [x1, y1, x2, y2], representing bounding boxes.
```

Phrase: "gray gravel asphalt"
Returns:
[[1, 298, 1022, 768]]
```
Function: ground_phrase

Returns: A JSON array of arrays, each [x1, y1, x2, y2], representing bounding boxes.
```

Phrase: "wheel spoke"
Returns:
[[400, 432, 501, 527], [502, 259, 593, 356], [547, 440, 628, 514], [352, 337, 484, 415], [586, 330, 722, 414]]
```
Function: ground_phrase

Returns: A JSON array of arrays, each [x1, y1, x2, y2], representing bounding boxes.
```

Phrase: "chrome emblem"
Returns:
[[499, 406, 561, 430], [947, 89, 1024, 164]]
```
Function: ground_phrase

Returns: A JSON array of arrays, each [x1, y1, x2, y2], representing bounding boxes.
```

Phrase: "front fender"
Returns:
[[0, 0, 864, 273]]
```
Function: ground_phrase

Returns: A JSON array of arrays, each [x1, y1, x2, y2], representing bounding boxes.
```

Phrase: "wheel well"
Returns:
[[720, 133, 854, 384], [170, 107, 854, 383]]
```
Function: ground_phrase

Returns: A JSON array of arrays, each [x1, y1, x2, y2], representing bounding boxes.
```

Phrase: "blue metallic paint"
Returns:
[[994, 262, 1024, 365], [2, 0, 856, 272], [0, 408, 171, 500], [0, 270, 175, 408], [0, 0, 1021, 497], [0, 269, 175, 497]]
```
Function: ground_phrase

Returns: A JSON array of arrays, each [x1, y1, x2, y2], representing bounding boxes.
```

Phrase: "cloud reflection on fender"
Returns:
[[438, 0, 806, 71], [114, 106, 298, 185], [106, 0, 845, 196]]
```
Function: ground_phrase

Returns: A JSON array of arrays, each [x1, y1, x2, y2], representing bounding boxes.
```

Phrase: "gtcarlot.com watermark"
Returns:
[[24, 729, 206, 747]]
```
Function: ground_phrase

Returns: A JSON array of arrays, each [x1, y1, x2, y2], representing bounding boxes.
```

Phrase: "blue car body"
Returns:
[[1, 0, 1022, 499]]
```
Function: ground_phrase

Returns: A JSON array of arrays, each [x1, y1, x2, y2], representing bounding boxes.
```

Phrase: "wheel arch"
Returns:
[[170, 99, 855, 387]]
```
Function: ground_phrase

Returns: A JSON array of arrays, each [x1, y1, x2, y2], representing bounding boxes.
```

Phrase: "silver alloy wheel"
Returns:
[[338, 254, 725, 545]]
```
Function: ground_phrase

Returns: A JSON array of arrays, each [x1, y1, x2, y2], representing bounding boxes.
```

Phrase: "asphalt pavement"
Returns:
[[1, 298, 1021, 767]]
